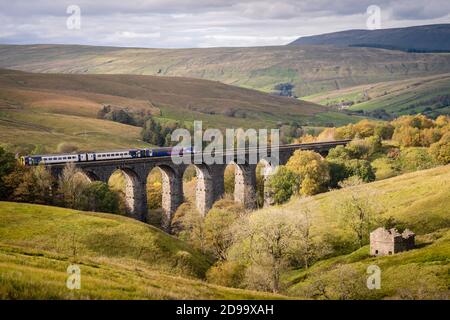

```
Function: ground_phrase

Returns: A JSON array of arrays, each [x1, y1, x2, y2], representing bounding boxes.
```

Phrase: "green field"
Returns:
[[0, 202, 283, 299], [304, 73, 450, 117], [247, 165, 450, 298], [286, 230, 449, 299], [0, 165, 449, 299]]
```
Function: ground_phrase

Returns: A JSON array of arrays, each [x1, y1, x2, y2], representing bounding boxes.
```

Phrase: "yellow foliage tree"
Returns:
[[286, 150, 330, 196]]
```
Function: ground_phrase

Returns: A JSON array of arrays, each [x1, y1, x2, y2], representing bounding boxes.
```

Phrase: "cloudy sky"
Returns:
[[0, 0, 449, 48]]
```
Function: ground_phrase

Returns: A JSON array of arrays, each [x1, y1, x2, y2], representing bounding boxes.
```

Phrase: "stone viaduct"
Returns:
[[47, 141, 349, 230]]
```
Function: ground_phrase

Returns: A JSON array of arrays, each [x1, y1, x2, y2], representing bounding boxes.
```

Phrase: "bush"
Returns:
[[204, 206, 240, 260], [78, 181, 120, 213], [345, 159, 376, 182], [328, 159, 375, 186], [266, 166, 300, 204], [374, 122, 394, 140], [429, 135, 450, 165], [399, 147, 437, 172], [328, 161, 350, 188], [206, 261, 246, 288], [0, 147, 17, 199], [7, 165, 54, 205]]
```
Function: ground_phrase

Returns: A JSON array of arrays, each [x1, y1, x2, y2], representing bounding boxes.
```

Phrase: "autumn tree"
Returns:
[[286, 150, 330, 196], [429, 133, 450, 165], [57, 162, 90, 209]]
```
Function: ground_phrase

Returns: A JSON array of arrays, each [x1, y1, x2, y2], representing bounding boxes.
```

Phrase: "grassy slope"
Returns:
[[286, 230, 449, 299], [304, 73, 450, 116], [0, 68, 357, 153], [256, 165, 450, 298], [0, 202, 282, 299], [1, 44, 450, 97]]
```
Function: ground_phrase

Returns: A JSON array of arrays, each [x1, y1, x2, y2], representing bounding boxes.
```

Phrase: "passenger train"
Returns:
[[20, 147, 195, 166]]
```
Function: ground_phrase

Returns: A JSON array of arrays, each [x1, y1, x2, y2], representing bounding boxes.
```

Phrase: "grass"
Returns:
[[304, 73, 450, 117], [0, 68, 358, 154], [0, 201, 284, 299], [279, 165, 450, 237], [260, 165, 450, 299], [285, 229, 449, 299], [2, 44, 450, 97]]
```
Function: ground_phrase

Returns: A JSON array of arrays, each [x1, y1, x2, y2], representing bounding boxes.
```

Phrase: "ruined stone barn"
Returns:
[[370, 227, 415, 256]]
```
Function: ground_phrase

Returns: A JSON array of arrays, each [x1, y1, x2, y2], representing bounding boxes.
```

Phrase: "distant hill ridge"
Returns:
[[289, 24, 450, 52]]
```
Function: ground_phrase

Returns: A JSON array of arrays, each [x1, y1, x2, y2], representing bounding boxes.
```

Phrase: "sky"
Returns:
[[0, 0, 449, 48]]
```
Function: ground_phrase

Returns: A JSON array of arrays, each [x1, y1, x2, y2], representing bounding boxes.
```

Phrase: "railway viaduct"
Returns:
[[47, 141, 349, 230]]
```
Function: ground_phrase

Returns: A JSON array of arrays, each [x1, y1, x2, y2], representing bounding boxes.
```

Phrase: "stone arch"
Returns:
[[80, 170, 99, 183], [229, 161, 257, 210], [154, 164, 183, 231], [188, 164, 214, 216], [257, 158, 278, 207], [109, 167, 147, 222]]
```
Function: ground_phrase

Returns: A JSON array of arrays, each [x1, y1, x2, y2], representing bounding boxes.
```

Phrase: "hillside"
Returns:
[[1, 44, 450, 97], [0, 202, 283, 299], [289, 24, 450, 52], [286, 229, 449, 299], [251, 165, 450, 299], [0, 68, 349, 154], [304, 73, 450, 118]]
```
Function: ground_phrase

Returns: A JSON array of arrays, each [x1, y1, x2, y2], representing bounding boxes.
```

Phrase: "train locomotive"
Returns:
[[20, 146, 195, 166]]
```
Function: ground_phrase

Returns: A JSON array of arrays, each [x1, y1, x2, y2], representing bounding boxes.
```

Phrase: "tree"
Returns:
[[399, 147, 436, 172], [0, 147, 17, 199], [429, 134, 450, 165], [9, 165, 54, 204], [231, 210, 306, 293], [289, 202, 329, 269], [78, 181, 119, 213], [204, 204, 241, 260], [345, 159, 376, 182], [57, 162, 89, 209], [171, 203, 206, 252], [266, 166, 300, 204], [336, 188, 380, 248], [286, 150, 330, 196], [374, 122, 394, 140]]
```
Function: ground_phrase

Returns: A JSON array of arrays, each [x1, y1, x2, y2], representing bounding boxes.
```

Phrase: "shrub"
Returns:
[[429, 134, 450, 165], [204, 206, 240, 260], [345, 159, 376, 182], [266, 166, 300, 204], [399, 147, 437, 172], [206, 261, 246, 288], [0, 147, 17, 199], [78, 181, 120, 213]]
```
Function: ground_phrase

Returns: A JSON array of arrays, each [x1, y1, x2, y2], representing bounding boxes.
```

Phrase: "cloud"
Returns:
[[0, 0, 449, 48]]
